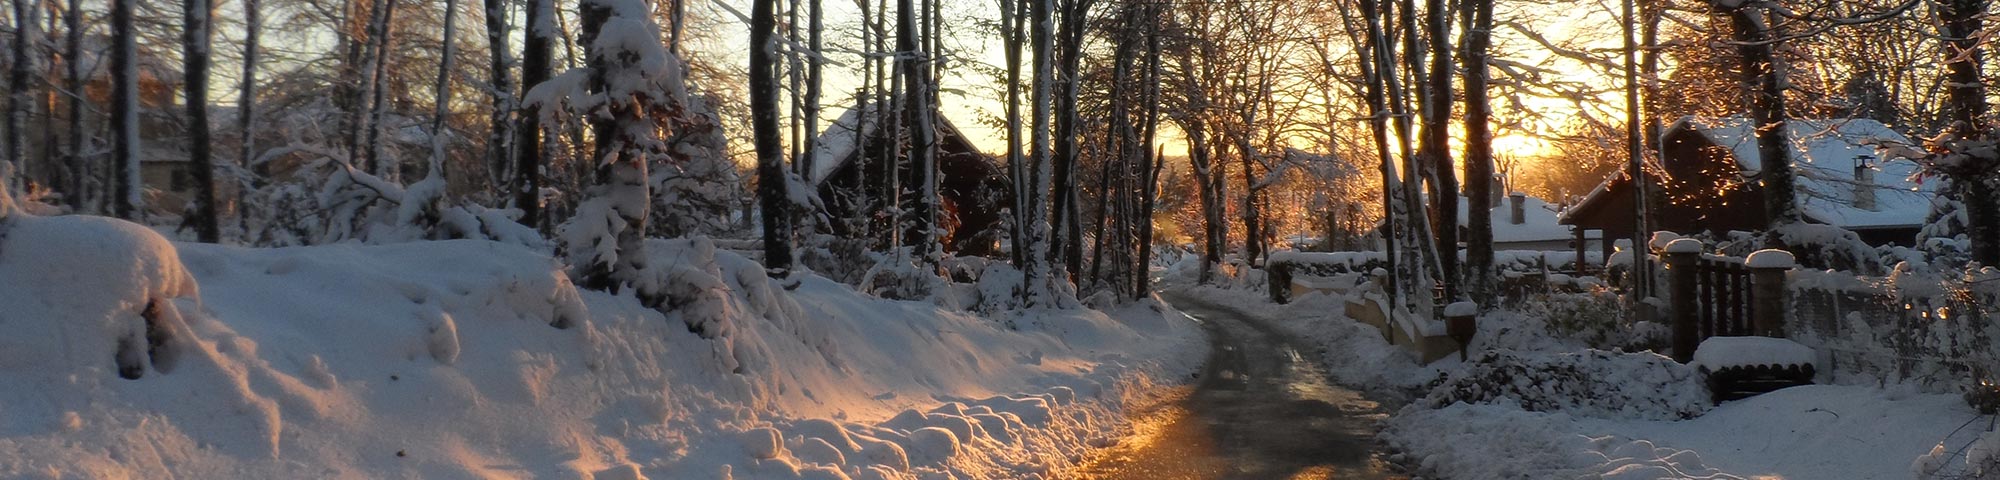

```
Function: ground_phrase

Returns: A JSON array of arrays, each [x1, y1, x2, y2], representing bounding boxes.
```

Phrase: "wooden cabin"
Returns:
[[809, 102, 1013, 257], [1561, 117, 1933, 256]]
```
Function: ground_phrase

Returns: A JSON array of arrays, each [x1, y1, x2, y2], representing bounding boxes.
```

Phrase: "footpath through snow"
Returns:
[[0, 213, 1205, 479], [1167, 276, 1979, 480]]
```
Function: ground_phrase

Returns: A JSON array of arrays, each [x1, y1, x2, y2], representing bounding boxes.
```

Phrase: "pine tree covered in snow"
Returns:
[[553, 0, 693, 295]]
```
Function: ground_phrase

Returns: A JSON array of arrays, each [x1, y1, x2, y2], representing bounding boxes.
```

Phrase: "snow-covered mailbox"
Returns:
[[1666, 241, 1815, 402]]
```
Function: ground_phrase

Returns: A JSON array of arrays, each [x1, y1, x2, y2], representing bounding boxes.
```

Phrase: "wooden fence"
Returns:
[[1694, 256, 1753, 340]]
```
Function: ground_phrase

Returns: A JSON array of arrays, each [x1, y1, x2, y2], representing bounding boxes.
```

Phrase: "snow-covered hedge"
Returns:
[[1419, 349, 1710, 420], [1793, 262, 2000, 391]]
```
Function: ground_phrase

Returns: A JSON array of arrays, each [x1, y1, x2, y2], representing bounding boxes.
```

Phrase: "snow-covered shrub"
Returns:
[[1420, 349, 1710, 420], [1917, 195, 1973, 264], [1504, 289, 1666, 352], [245, 159, 545, 249], [1774, 223, 1883, 274], [648, 94, 745, 239], [797, 233, 874, 286], [0, 213, 200, 380], [1801, 263, 2000, 391]]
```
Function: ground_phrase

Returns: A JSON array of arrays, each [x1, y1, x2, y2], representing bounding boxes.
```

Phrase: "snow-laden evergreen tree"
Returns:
[[550, 0, 693, 295]]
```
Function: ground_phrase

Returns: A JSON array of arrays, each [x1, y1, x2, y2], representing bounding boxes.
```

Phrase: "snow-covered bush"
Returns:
[[1502, 289, 1666, 352], [1794, 262, 2000, 391], [1419, 349, 1710, 420], [648, 93, 745, 239]]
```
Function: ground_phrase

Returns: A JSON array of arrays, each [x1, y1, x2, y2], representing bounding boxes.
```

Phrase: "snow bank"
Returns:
[[1390, 384, 1968, 479], [0, 228, 1203, 478], [1385, 404, 1744, 480]]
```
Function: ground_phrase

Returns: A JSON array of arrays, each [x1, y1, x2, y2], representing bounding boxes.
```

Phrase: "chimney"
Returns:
[[1854, 157, 1877, 211], [1509, 192, 1526, 225]]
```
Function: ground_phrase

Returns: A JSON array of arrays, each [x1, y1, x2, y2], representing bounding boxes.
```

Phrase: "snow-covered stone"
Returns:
[[1444, 301, 1478, 317]]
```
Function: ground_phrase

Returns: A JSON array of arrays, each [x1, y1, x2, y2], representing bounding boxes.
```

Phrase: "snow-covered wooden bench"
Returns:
[[1691, 336, 1818, 403]]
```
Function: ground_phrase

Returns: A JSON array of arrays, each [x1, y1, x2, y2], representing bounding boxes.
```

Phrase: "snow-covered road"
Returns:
[[1074, 294, 1407, 479]]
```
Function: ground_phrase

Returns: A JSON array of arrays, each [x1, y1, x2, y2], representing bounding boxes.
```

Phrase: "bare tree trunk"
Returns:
[[1720, 2, 1796, 239], [513, 0, 553, 229], [801, 0, 822, 201], [351, 0, 388, 168], [1461, 0, 1494, 305], [1022, 0, 1062, 306], [1422, 0, 1458, 299], [111, 0, 140, 219], [363, 0, 402, 182], [1003, 0, 1026, 267], [427, 0, 458, 184], [184, 0, 221, 242], [1134, 9, 1164, 298], [900, 0, 939, 267], [65, 0, 87, 211], [485, 0, 514, 188], [1052, 0, 1092, 279], [238, 0, 262, 228], [1358, 0, 1405, 309], [1942, 0, 1998, 265], [753, 0, 795, 276], [6, 0, 39, 195]]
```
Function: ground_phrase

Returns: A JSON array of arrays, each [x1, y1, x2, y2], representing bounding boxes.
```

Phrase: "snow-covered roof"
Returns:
[[1667, 116, 1933, 229], [808, 102, 881, 185], [1455, 194, 1598, 243]]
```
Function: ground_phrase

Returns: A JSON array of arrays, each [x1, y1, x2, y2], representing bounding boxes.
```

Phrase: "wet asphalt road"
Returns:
[[1072, 294, 1407, 480]]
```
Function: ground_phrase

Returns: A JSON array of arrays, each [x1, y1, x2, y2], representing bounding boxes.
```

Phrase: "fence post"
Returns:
[[1665, 239, 1703, 363], [1269, 259, 1292, 304], [1747, 249, 1796, 338]]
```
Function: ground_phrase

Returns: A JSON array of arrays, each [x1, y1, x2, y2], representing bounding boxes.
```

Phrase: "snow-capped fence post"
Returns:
[[1665, 238, 1703, 363], [1747, 249, 1796, 338], [1445, 301, 1477, 361]]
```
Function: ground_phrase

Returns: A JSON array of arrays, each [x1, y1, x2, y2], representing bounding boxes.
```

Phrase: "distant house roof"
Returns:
[[1561, 116, 1934, 231], [1457, 194, 1600, 243], [1666, 116, 1932, 229]]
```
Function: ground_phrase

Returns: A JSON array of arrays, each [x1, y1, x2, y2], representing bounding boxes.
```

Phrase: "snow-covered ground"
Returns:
[[1165, 276, 1978, 480], [0, 213, 1204, 479]]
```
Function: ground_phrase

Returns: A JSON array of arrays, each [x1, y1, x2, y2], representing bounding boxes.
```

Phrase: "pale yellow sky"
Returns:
[[694, 0, 1633, 163]]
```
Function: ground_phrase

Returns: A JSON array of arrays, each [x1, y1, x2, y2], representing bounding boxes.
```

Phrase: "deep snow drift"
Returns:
[[0, 213, 1203, 479]]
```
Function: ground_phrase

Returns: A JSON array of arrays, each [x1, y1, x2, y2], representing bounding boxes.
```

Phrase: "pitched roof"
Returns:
[[1665, 116, 1933, 229], [806, 100, 990, 185]]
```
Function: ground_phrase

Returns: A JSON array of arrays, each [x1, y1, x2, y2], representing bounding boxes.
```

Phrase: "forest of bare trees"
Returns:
[[3, 0, 1999, 308]]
